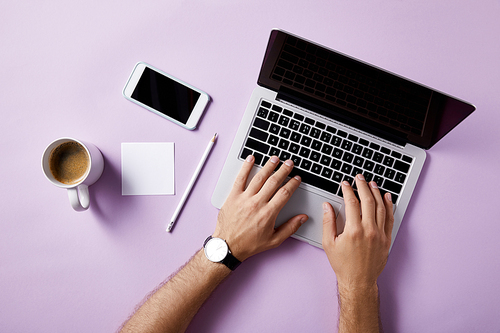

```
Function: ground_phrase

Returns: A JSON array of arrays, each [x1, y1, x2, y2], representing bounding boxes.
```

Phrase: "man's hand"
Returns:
[[322, 174, 394, 332], [213, 155, 308, 261]]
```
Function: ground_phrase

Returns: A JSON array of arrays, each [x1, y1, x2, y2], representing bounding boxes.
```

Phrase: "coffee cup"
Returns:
[[42, 138, 104, 211]]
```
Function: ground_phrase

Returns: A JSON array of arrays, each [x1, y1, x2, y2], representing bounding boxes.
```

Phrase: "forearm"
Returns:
[[338, 283, 381, 333], [120, 250, 231, 333]]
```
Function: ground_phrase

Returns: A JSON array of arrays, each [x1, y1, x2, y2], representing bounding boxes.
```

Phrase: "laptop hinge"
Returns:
[[276, 86, 408, 147]]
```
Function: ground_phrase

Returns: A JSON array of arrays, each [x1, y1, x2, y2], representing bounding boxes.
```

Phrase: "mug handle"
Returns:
[[68, 185, 90, 211]]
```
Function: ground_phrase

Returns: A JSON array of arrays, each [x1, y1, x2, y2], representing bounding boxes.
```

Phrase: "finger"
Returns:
[[322, 202, 337, 247], [383, 192, 395, 240], [367, 180, 386, 232], [258, 159, 295, 201], [245, 155, 280, 195], [230, 154, 255, 195], [354, 174, 376, 224], [341, 181, 361, 226], [272, 214, 309, 248], [267, 174, 302, 211]]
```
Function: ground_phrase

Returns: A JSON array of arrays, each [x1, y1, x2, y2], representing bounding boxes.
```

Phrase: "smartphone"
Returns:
[[123, 62, 210, 130]]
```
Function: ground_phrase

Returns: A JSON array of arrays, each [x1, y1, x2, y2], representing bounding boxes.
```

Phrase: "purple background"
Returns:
[[1, 1, 499, 332]]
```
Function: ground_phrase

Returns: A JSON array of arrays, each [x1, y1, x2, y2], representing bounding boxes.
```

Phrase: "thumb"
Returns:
[[322, 202, 337, 245], [273, 214, 308, 246]]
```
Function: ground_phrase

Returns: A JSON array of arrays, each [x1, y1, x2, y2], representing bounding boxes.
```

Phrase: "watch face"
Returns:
[[204, 238, 228, 262]]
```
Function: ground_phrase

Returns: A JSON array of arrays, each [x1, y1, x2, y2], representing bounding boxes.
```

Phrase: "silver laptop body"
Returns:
[[212, 30, 475, 249]]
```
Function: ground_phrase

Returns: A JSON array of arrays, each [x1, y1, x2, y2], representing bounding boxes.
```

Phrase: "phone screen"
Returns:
[[131, 67, 201, 124]]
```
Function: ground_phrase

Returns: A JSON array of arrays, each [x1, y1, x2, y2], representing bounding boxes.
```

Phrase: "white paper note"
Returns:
[[121, 142, 175, 196]]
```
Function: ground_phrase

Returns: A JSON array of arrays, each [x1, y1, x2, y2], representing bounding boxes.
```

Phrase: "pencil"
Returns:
[[167, 133, 217, 232]]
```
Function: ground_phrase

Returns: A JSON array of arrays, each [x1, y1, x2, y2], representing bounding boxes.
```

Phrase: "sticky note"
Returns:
[[121, 142, 175, 195]]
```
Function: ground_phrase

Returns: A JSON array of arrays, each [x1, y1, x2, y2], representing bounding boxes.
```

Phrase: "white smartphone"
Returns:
[[123, 62, 210, 130]]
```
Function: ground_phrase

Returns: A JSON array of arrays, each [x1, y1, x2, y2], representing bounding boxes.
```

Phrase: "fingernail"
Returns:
[[246, 155, 254, 163], [323, 202, 330, 212], [370, 181, 378, 189], [300, 216, 308, 224], [284, 159, 294, 167], [294, 175, 301, 182], [357, 174, 365, 181], [270, 156, 279, 164], [386, 192, 392, 202], [342, 181, 350, 186]]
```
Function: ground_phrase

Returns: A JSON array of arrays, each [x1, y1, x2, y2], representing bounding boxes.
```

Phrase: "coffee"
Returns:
[[49, 141, 89, 185]]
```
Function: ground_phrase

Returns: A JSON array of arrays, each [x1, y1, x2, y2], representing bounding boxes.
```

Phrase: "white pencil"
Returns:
[[167, 133, 217, 232]]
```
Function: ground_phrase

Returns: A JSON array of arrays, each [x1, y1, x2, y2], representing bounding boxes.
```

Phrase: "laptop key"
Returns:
[[245, 138, 270, 155], [342, 152, 354, 163], [278, 139, 290, 150], [268, 135, 279, 146], [311, 163, 322, 174], [320, 155, 332, 166], [383, 156, 395, 167], [332, 171, 343, 183], [383, 179, 402, 194], [249, 128, 269, 142], [289, 120, 301, 130], [310, 151, 321, 162], [373, 152, 384, 162], [291, 155, 302, 166], [341, 163, 353, 174], [269, 124, 280, 134], [331, 136, 342, 146], [374, 164, 385, 175], [320, 132, 332, 143], [300, 123, 311, 135], [253, 117, 270, 131], [299, 147, 311, 158], [373, 176, 384, 187], [257, 107, 269, 118], [268, 111, 280, 122], [240, 148, 253, 160], [395, 172, 406, 183], [280, 151, 291, 161], [270, 147, 280, 157], [279, 128, 291, 139], [279, 115, 290, 127], [253, 152, 264, 165], [311, 139, 322, 151], [290, 131, 301, 142], [321, 167, 333, 179], [300, 159, 312, 170], [291, 168, 339, 195], [321, 144, 333, 155], [394, 160, 411, 173], [300, 136, 312, 147], [331, 159, 342, 170], [310, 128, 321, 138]]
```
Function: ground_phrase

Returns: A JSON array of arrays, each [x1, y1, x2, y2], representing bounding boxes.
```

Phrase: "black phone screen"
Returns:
[[131, 67, 201, 124]]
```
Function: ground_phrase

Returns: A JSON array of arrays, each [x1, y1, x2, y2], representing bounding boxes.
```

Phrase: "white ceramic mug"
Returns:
[[42, 137, 104, 211]]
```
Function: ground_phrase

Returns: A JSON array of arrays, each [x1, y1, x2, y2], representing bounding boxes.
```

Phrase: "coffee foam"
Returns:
[[49, 141, 89, 185]]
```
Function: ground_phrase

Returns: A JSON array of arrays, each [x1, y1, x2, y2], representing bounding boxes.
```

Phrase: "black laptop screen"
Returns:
[[258, 30, 475, 149]]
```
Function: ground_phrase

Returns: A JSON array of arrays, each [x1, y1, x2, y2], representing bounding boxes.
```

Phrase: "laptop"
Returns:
[[211, 29, 475, 249]]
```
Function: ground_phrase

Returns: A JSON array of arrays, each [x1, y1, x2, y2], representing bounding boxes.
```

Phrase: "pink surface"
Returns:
[[1, 1, 499, 332]]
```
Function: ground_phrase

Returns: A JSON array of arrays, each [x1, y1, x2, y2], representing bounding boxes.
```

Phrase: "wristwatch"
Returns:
[[203, 236, 241, 271]]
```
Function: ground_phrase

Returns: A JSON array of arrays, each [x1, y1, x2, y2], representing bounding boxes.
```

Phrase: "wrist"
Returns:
[[337, 281, 379, 302], [211, 231, 248, 262]]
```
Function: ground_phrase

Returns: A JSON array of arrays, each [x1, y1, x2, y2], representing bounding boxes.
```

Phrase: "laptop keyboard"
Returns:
[[240, 100, 414, 204]]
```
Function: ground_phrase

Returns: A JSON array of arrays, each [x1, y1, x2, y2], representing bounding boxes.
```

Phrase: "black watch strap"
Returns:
[[204, 236, 241, 271], [221, 251, 241, 271]]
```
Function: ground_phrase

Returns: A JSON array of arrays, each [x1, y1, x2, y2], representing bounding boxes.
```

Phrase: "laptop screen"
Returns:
[[258, 30, 475, 150]]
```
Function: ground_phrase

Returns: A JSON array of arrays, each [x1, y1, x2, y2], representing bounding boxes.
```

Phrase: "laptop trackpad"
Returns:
[[275, 187, 343, 248]]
